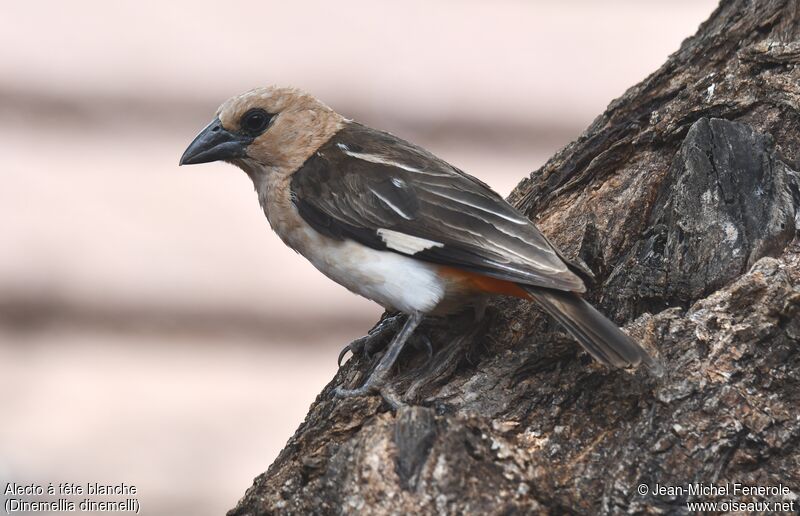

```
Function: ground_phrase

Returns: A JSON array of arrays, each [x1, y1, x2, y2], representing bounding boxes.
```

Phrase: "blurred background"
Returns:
[[0, 1, 716, 514]]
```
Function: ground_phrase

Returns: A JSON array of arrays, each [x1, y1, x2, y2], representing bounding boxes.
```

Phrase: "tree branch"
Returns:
[[230, 1, 799, 513]]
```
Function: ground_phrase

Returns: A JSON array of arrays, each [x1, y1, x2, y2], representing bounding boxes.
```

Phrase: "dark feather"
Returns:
[[290, 122, 585, 292], [524, 287, 663, 374]]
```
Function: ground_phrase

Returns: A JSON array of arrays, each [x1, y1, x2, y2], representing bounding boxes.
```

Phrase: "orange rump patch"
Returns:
[[438, 266, 532, 299]]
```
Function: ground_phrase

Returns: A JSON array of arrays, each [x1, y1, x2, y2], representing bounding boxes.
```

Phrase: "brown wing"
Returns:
[[290, 122, 585, 293]]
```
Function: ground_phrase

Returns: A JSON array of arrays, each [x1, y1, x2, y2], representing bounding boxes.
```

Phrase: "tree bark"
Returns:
[[231, 1, 800, 514]]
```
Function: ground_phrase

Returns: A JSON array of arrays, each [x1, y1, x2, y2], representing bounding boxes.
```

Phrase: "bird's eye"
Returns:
[[240, 109, 273, 135]]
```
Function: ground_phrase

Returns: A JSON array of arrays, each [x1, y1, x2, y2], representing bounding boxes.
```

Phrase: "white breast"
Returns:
[[282, 223, 447, 314], [301, 230, 447, 314], [257, 178, 446, 314]]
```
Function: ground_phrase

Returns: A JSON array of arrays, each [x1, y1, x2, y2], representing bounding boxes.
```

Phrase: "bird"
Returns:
[[179, 86, 661, 399]]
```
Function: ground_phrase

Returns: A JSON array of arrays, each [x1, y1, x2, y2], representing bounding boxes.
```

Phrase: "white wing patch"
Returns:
[[377, 229, 444, 255]]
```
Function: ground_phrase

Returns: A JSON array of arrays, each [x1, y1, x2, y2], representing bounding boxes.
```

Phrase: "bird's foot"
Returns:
[[337, 313, 405, 367], [337, 317, 434, 369], [333, 380, 379, 399], [335, 312, 425, 408], [334, 378, 404, 409], [412, 334, 434, 364]]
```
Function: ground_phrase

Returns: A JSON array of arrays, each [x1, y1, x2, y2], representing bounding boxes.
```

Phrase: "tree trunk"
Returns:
[[231, 1, 800, 514]]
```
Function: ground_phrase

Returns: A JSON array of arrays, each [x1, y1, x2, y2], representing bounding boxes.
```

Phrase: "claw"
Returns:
[[414, 334, 434, 364], [335, 312, 424, 400], [336, 313, 403, 367], [334, 383, 374, 398], [337, 345, 353, 368], [337, 336, 366, 367], [334, 380, 404, 409]]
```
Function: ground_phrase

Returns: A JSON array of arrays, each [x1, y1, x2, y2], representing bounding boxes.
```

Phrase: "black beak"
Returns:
[[179, 118, 252, 165]]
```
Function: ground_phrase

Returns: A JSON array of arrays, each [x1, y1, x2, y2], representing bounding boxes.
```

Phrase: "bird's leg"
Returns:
[[412, 334, 434, 364], [473, 298, 488, 323], [337, 314, 403, 367], [335, 311, 424, 398]]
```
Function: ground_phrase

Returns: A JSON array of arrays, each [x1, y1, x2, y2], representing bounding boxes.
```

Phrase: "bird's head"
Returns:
[[179, 86, 343, 177]]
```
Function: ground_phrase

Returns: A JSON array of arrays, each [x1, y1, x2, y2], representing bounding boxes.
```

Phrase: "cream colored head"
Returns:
[[180, 86, 344, 177]]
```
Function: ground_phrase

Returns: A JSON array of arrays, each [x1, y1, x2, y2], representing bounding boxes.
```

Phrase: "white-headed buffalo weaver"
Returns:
[[180, 87, 661, 399]]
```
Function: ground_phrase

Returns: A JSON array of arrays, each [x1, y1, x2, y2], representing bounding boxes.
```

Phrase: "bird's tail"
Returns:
[[523, 287, 663, 376]]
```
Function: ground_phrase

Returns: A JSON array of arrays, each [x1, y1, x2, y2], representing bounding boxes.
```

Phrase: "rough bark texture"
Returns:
[[231, 1, 800, 514]]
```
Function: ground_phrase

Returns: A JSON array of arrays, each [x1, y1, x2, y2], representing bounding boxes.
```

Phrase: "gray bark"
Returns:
[[230, 1, 800, 514]]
